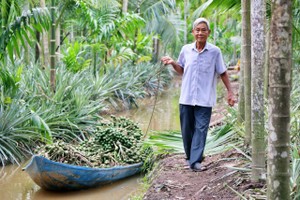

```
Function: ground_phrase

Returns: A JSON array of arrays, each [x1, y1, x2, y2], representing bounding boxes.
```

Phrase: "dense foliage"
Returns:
[[0, 0, 299, 198], [0, 62, 171, 165]]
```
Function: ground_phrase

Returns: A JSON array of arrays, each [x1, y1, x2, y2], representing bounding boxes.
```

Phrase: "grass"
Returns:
[[129, 176, 152, 200]]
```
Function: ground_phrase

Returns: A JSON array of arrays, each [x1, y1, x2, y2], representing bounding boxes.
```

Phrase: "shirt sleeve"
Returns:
[[215, 49, 227, 74], [177, 47, 185, 68]]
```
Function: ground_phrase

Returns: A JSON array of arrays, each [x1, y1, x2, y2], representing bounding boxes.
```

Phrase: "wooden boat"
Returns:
[[23, 155, 143, 191]]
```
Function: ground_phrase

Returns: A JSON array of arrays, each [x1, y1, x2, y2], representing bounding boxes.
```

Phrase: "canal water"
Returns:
[[0, 80, 181, 200]]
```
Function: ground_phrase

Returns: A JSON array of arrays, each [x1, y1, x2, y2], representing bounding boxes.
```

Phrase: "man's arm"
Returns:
[[220, 71, 235, 106], [161, 56, 184, 75]]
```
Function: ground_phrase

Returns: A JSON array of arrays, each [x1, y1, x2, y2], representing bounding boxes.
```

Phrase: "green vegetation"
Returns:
[[0, 0, 300, 199], [0, 62, 171, 166], [290, 72, 300, 200], [1, 0, 176, 166], [36, 116, 153, 169]]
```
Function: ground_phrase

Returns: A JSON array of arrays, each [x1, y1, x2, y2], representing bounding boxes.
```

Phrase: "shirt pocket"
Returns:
[[198, 59, 213, 73]]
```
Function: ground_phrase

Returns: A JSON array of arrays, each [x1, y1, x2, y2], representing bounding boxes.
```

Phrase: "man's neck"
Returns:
[[196, 41, 206, 52]]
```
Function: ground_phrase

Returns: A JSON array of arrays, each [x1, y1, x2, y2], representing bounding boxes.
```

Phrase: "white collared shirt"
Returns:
[[177, 42, 226, 107]]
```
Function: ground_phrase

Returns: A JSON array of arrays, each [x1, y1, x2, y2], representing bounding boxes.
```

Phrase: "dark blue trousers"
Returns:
[[179, 104, 212, 167]]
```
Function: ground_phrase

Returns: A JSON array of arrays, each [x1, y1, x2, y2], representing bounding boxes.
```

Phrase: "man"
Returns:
[[161, 17, 235, 172]]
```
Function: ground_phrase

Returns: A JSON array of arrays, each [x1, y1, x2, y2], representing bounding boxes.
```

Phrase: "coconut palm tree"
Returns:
[[38, 0, 49, 67], [49, 0, 56, 92], [250, 0, 266, 182], [41, 0, 122, 89], [241, 0, 252, 146], [129, 0, 182, 58], [267, 0, 292, 199]]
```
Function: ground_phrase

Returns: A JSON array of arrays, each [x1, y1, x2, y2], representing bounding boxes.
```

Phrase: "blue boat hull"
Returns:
[[24, 155, 143, 191]]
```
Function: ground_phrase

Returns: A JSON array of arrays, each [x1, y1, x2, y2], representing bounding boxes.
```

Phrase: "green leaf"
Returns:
[[30, 110, 53, 144], [4, 97, 12, 104], [7, 42, 15, 65], [21, 29, 33, 46], [12, 36, 21, 58], [16, 31, 27, 52], [32, 23, 43, 32]]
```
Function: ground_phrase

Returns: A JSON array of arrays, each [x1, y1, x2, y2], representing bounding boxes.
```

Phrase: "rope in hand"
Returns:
[[143, 63, 165, 139]]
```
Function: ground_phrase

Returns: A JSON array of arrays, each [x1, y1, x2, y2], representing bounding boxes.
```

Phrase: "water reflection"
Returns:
[[32, 175, 142, 200], [0, 165, 38, 200], [0, 164, 142, 200], [118, 81, 181, 133]]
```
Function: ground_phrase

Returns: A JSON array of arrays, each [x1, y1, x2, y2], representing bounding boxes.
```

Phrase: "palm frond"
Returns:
[[140, 0, 176, 20], [291, 159, 300, 200], [144, 130, 184, 153], [0, 98, 39, 165], [145, 122, 242, 156], [0, 66, 22, 99], [0, 7, 51, 62], [191, 0, 241, 21]]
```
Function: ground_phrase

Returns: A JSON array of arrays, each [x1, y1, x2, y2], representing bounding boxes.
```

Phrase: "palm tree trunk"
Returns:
[[238, 61, 245, 122], [250, 0, 266, 182], [241, 0, 252, 145], [41, 0, 49, 67], [213, 10, 217, 45], [50, 0, 56, 93], [264, 28, 270, 99], [132, 0, 141, 63], [24, 1, 30, 65], [2, 0, 9, 64], [267, 0, 292, 199], [184, 0, 189, 44], [2, 0, 8, 28], [70, 25, 74, 42], [122, 0, 128, 14], [152, 38, 160, 62], [35, 32, 41, 63], [93, 48, 97, 78], [55, 23, 60, 62]]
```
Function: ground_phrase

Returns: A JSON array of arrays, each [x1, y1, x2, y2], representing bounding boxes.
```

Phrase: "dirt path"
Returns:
[[143, 151, 252, 200], [142, 70, 262, 200]]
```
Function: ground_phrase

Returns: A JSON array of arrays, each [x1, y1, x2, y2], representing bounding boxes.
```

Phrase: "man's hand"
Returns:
[[161, 56, 175, 65], [161, 56, 184, 75], [227, 91, 235, 107]]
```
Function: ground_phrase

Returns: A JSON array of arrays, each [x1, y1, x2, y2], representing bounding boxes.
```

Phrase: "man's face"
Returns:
[[192, 22, 210, 43]]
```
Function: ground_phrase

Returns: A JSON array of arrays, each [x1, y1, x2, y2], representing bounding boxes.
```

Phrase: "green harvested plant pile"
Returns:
[[36, 116, 153, 168]]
